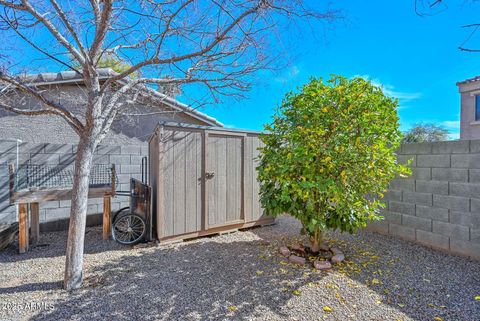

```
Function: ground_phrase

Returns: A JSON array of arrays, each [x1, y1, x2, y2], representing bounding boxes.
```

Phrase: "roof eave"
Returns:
[[12, 68, 223, 127]]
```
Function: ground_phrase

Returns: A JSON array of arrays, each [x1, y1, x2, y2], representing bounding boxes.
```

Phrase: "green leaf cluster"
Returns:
[[257, 75, 410, 236], [71, 53, 136, 76]]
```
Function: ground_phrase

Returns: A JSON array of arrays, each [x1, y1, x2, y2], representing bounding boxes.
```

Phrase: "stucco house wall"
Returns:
[[458, 76, 480, 140], [0, 70, 222, 145]]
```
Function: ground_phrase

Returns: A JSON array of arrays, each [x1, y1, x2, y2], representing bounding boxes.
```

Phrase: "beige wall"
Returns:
[[368, 140, 480, 260], [458, 80, 480, 140]]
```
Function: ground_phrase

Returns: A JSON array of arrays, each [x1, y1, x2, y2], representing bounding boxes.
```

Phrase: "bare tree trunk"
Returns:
[[63, 134, 97, 291]]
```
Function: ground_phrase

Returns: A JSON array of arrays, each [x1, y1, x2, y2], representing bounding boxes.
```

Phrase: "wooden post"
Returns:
[[30, 202, 40, 246], [103, 196, 111, 240], [18, 203, 28, 253]]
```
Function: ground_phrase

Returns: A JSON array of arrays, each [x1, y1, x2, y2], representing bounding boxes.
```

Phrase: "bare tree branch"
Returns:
[[89, 0, 113, 60], [49, 0, 88, 57], [19, 1, 86, 64], [0, 0, 341, 290], [415, 0, 480, 52], [101, 1, 264, 89]]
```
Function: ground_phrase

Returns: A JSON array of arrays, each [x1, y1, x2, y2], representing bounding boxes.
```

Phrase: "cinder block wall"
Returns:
[[0, 140, 148, 227], [3, 138, 480, 259], [368, 140, 480, 259]]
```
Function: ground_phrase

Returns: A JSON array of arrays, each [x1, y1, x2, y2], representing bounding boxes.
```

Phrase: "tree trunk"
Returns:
[[63, 135, 96, 290], [309, 227, 323, 253]]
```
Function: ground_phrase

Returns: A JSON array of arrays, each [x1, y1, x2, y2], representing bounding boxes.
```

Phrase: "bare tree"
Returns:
[[402, 122, 450, 143], [415, 0, 480, 52], [0, 0, 339, 290]]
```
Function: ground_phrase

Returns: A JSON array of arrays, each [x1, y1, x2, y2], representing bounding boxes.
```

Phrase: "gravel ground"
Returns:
[[1, 215, 479, 321]]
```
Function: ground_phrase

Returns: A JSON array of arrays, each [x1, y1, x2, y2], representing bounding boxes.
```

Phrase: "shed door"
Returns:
[[205, 132, 244, 228], [159, 128, 203, 238]]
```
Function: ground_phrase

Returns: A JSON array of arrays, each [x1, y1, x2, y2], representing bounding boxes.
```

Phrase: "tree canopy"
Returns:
[[257, 76, 410, 251], [402, 123, 450, 143]]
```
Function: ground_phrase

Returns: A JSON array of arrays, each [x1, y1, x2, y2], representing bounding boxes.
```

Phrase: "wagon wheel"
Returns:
[[112, 207, 130, 223], [111, 212, 146, 245]]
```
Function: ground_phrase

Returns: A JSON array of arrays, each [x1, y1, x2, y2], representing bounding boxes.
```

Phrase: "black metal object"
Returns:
[[11, 163, 116, 192], [111, 156, 152, 244], [142, 156, 148, 185], [111, 208, 146, 245]]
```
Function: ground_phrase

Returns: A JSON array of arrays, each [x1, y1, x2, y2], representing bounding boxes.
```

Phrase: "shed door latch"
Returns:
[[205, 172, 215, 179]]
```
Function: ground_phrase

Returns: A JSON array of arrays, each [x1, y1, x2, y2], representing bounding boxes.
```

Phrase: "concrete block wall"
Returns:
[[367, 140, 480, 259], [0, 140, 148, 226]]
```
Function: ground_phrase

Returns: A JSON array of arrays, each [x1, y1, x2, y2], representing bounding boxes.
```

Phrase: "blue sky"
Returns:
[[201, 1, 480, 139]]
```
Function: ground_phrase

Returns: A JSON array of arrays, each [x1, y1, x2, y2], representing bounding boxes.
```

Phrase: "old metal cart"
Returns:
[[111, 156, 152, 245]]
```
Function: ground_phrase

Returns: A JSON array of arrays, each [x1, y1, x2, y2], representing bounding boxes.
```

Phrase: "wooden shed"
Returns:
[[148, 122, 273, 242]]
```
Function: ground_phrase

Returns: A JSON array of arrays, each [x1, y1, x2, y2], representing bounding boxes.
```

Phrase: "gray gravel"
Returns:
[[1, 215, 479, 321]]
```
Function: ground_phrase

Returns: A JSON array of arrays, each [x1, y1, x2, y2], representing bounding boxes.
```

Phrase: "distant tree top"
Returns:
[[402, 123, 450, 143]]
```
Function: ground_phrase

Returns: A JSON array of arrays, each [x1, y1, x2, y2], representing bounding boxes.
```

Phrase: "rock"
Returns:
[[313, 260, 332, 270], [279, 246, 291, 257], [331, 253, 345, 264], [319, 243, 330, 252], [289, 255, 306, 265], [331, 247, 343, 255], [290, 244, 305, 253]]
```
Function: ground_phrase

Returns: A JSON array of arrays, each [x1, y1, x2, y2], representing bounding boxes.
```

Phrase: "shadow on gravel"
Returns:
[[252, 222, 480, 321], [330, 231, 480, 321], [29, 236, 322, 321], [0, 281, 61, 294], [3, 216, 480, 321], [0, 227, 131, 262]]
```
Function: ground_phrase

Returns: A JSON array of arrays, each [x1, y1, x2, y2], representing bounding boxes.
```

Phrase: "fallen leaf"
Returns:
[[228, 306, 237, 312], [256, 270, 264, 275], [475, 296, 480, 301], [397, 303, 405, 308], [292, 290, 301, 296], [323, 306, 333, 313], [434, 317, 443, 321], [371, 278, 381, 285]]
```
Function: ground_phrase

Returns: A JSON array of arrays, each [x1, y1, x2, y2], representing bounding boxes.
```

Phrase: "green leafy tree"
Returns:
[[72, 53, 136, 76], [257, 76, 410, 251], [402, 123, 449, 143], [94, 55, 134, 74]]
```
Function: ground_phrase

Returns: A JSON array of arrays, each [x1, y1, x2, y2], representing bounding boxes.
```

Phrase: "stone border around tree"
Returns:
[[278, 244, 345, 270]]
